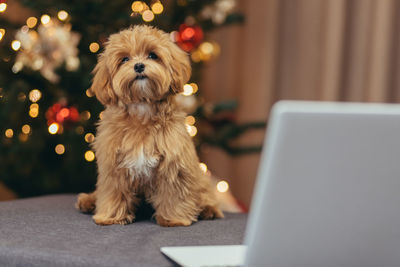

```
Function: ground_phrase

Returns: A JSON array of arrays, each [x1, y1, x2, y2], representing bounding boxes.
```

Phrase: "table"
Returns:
[[0, 194, 247, 266]]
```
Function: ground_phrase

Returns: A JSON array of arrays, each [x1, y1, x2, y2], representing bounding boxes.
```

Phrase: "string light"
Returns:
[[151, 2, 164, 14], [182, 84, 194, 96], [21, 124, 31, 134], [185, 115, 195, 125], [29, 89, 42, 102], [5, 129, 13, 138], [84, 150, 95, 162], [48, 122, 59, 134], [199, 163, 207, 173], [186, 124, 197, 137], [41, 14, 51, 25], [29, 103, 39, 118], [131, 1, 144, 12], [190, 83, 198, 93], [85, 89, 94, 97], [0, 3, 7, 13], [142, 10, 154, 22], [84, 133, 95, 143], [26, 17, 38, 28], [89, 42, 100, 53], [217, 180, 229, 193], [57, 10, 69, 21], [11, 40, 21, 51], [0, 29, 5, 41], [55, 144, 65, 155], [81, 111, 91, 120]]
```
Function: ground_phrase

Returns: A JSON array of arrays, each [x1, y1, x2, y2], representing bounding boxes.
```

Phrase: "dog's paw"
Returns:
[[75, 193, 96, 214], [93, 214, 135, 226], [199, 205, 224, 220], [155, 216, 192, 227]]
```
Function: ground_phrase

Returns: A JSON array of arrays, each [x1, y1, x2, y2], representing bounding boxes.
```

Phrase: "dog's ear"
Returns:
[[91, 53, 117, 106], [168, 43, 192, 94]]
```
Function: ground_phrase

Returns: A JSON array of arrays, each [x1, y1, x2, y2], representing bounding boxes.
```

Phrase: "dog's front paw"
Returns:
[[199, 205, 224, 220], [93, 214, 135, 226], [76, 193, 96, 214], [155, 216, 192, 227]]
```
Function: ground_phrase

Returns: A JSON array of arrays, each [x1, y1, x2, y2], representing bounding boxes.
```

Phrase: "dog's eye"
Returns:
[[121, 57, 130, 63], [148, 52, 158, 60]]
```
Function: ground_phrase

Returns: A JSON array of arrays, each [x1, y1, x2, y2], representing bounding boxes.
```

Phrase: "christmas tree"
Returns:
[[0, 0, 262, 198]]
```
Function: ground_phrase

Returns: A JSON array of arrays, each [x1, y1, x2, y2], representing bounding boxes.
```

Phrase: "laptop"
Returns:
[[162, 101, 400, 267]]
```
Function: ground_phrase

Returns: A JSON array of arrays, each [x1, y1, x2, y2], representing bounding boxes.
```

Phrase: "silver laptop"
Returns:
[[163, 101, 400, 267]]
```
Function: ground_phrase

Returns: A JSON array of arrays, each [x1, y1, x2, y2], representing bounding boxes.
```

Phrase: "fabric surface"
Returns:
[[0, 194, 247, 267]]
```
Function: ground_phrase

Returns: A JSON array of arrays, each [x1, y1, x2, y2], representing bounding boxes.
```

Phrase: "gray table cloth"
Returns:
[[0, 194, 247, 266]]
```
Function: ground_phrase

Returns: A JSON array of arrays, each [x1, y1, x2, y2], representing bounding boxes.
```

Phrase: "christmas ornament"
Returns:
[[201, 0, 237, 25], [45, 102, 80, 126], [13, 19, 80, 83], [176, 24, 203, 52]]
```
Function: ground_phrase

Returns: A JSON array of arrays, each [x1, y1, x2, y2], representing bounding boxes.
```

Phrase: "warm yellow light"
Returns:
[[186, 124, 197, 137], [0, 29, 5, 41], [55, 144, 65, 155], [11, 40, 21, 51], [84, 150, 95, 162], [81, 111, 91, 120], [142, 10, 154, 22], [29, 103, 39, 118], [0, 3, 7, 12], [89, 42, 100, 53], [57, 10, 69, 21], [190, 83, 198, 93], [85, 89, 94, 97], [29, 89, 42, 102], [131, 1, 144, 12], [182, 84, 194, 96], [29, 109, 39, 118], [199, 163, 207, 173], [185, 115, 195, 125], [151, 2, 163, 14], [48, 123, 59, 134], [217, 180, 229, 193], [41, 14, 51, 25], [21, 124, 31, 134], [84, 133, 95, 143], [99, 111, 104, 120], [26, 17, 38, 28], [5, 129, 13, 138], [200, 42, 214, 55], [191, 50, 201, 63]]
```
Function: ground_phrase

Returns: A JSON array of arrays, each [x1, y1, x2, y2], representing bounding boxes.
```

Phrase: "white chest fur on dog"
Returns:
[[123, 146, 159, 180]]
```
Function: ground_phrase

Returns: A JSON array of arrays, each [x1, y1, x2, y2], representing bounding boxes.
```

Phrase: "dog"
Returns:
[[75, 25, 223, 227]]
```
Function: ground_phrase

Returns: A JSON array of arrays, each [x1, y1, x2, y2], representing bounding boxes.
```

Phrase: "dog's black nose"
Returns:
[[134, 63, 145, 73]]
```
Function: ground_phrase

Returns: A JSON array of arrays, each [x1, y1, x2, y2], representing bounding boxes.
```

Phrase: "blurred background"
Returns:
[[1, 0, 399, 210]]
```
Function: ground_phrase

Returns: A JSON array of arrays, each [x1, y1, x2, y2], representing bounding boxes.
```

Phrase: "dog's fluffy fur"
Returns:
[[76, 25, 223, 227]]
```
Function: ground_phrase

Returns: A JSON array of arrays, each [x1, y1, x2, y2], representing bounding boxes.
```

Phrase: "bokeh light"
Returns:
[[217, 180, 229, 193], [48, 123, 59, 134], [84, 150, 95, 162], [26, 17, 37, 28], [89, 42, 100, 53], [142, 10, 154, 22], [29, 89, 42, 102], [11, 40, 21, 51], [41, 14, 51, 25], [55, 144, 65, 155], [57, 10, 69, 21], [5, 129, 13, 138]]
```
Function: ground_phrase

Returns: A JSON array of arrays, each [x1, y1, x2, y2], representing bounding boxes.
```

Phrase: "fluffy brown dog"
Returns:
[[75, 25, 223, 227]]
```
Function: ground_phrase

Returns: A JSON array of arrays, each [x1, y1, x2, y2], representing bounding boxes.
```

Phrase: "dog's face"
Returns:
[[91, 25, 191, 105]]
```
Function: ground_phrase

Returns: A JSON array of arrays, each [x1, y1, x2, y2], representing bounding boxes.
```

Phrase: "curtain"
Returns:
[[201, 0, 400, 207]]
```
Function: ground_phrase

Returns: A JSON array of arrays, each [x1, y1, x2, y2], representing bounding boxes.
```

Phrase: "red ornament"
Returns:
[[176, 24, 203, 52], [46, 103, 80, 126]]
